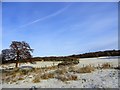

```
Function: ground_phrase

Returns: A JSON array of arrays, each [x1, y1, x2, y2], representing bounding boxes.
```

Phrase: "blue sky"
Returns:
[[2, 2, 118, 57]]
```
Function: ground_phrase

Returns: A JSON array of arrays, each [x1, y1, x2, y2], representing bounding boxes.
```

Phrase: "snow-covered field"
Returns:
[[1, 56, 119, 88]]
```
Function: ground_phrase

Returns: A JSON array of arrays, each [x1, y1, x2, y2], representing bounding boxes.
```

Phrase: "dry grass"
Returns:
[[33, 68, 42, 74], [55, 68, 68, 75], [56, 74, 78, 82], [3, 74, 24, 84], [32, 76, 40, 83], [68, 65, 95, 73], [77, 66, 95, 73], [68, 66, 78, 72], [19, 69, 29, 75], [3, 68, 32, 83], [3, 66, 56, 83], [41, 73, 55, 79], [4, 77, 11, 83], [18, 77, 24, 80], [3, 64, 95, 84], [10, 79, 17, 83], [46, 65, 57, 70], [2, 63, 97, 84], [102, 63, 111, 69]]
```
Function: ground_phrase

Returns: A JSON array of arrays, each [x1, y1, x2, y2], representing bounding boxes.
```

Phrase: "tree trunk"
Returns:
[[16, 61, 18, 68], [16, 52, 19, 68]]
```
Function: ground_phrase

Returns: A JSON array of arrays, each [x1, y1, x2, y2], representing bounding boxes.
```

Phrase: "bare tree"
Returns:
[[10, 41, 33, 68]]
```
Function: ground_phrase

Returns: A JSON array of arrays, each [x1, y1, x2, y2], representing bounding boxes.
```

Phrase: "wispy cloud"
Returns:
[[14, 4, 71, 30]]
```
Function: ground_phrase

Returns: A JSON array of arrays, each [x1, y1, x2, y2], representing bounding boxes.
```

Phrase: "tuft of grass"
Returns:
[[10, 79, 17, 83], [19, 69, 29, 75], [68, 66, 78, 72], [32, 76, 40, 83], [34, 68, 42, 74], [55, 68, 68, 75], [18, 77, 24, 80], [56, 74, 78, 82], [47, 66, 57, 70], [76, 66, 95, 73], [71, 74, 78, 80], [41, 73, 55, 79], [68, 65, 95, 73], [102, 63, 111, 69], [4, 77, 11, 83]]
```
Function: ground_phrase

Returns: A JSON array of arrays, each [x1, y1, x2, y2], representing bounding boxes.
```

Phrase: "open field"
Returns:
[[0, 56, 119, 88]]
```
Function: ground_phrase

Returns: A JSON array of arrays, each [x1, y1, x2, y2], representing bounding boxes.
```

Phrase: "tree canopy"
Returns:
[[1, 41, 33, 67]]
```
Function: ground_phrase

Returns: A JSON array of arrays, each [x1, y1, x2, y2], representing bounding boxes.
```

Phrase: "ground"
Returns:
[[0, 56, 119, 88]]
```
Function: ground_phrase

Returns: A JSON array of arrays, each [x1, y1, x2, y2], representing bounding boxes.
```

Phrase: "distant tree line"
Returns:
[[32, 56, 78, 62], [68, 50, 120, 58], [30, 50, 120, 62]]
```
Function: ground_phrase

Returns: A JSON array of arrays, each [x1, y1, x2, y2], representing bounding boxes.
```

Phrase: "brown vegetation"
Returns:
[[56, 74, 78, 82], [18, 77, 24, 80], [41, 73, 55, 79], [101, 63, 111, 69], [3, 60, 117, 84], [32, 76, 40, 83], [55, 68, 68, 75], [57, 60, 79, 68], [68, 65, 95, 73], [78, 66, 95, 73], [69, 50, 120, 58]]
